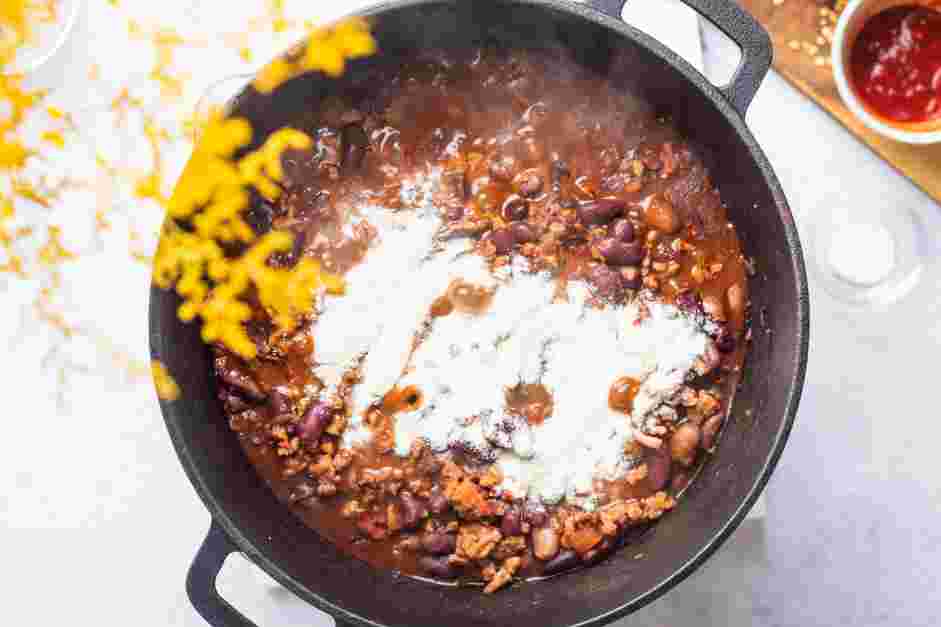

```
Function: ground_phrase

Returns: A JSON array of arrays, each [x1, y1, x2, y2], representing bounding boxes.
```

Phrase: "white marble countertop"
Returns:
[[2, 1, 940, 626]]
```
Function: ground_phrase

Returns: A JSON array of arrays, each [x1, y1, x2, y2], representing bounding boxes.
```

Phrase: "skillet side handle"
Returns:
[[584, 0, 773, 117], [187, 522, 257, 627], [187, 522, 358, 627]]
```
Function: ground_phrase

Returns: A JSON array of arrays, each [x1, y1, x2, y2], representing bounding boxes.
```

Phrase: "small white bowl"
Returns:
[[3, 0, 83, 75], [831, 0, 941, 145]]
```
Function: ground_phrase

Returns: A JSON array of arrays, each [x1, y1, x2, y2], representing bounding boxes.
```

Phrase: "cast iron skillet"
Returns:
[[150, 0, 809, 625]]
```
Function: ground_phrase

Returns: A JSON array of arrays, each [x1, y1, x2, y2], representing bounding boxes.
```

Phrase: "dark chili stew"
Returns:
[[213, 48, 750, 593]]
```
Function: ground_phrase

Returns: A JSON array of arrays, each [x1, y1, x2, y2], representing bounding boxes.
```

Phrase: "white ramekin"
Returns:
[[831, 0, 941, 144]]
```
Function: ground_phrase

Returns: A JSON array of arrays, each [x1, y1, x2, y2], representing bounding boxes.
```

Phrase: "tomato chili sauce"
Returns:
[[212, 48, 752, 592], [850, 5, 941, 124]]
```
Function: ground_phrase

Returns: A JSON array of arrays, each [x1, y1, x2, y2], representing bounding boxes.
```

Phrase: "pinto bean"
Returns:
[[421, 531, 457, 555], [702, 294, 727, 322], [577, 198, 625, 226], [532, 526, 560, 561], [670, 423, 702, 467], [518, 173, 543, 198], [419, 555, 459, 579], [645, 195, 680, 234], [543, 550, 579, 575], [597, 238, 643, 267], [288, 482, 316, 504], [727, 282, 746, 318]]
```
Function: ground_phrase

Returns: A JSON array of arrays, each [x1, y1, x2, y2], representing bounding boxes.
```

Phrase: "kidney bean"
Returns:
[[644, 446, 672, 492], [670, 471, 691, 493], [701, 414, 724, 451], [489, 154, 517, 182], [581, 537, 614, 565], [551, 159, 571, 190], [674, 290, 701, 315], [589, 265, 625, 301], [702, 294, 727, 322], [284, 183, 330, 222], [446, 204, 465, 222], [695, 341, 721, 376], [670, 423, 702, 467], [518, 173, 544, 198], [399, 492, 428, 529], [219, 367, 266, 402], [268, 387, 293, 417], [340, 124, 369, 174], [299, 402, 332, 443], [532, 526, 560, 561], [610, 218, 635, 243], [620, 266, 641, 290], [397, 535, 422, 552], [319, 135, 340, 168], [280, 147, 317, 188], [419, 555, 459, 579], [421, 529, 457, 555], [502, 196, 529, 221], [714, 324, 736, 353], [501, 508, 523, 537], [221, 391, 249, 413], [727, 282, 746, 318], [428, 490, 449, 514], [577, 198, 625, 226], [484, 228, 515, 255], [644, 195, 680, 234], [543, 550, 579, 575], [526, 509, 549, 528], [510, 221, 537, 245], [598, 238, 643, 267]]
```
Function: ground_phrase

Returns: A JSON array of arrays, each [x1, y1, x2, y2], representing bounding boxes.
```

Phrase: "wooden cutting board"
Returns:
[[738, 0, 941, 205]]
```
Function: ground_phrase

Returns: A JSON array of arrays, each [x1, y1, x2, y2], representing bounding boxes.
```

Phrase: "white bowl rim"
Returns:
[[831, 0, 941, 145], [3, 0, 84, 75]]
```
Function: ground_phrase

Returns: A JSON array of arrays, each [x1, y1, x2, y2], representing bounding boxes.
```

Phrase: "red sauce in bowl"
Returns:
[[850, 5, 941, 124]]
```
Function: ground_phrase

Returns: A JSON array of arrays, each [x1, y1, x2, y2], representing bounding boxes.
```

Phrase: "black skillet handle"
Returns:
[[187, 522, 356, 627], [585, 0, 773, 117], [187, 522, 259, 627]]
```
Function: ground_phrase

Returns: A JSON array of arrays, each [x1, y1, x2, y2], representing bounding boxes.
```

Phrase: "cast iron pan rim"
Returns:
[[153, 1, 810, 625]]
